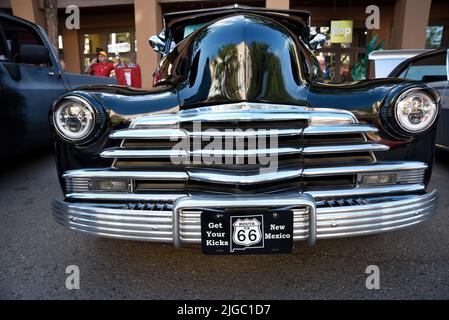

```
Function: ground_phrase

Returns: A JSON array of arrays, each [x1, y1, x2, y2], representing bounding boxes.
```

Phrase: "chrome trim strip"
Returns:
[[181, 103, 309, 114], [110, 129, 186, 140], [190, 147, 302, 157], [131, 112, 310, 128], [63, 162, 428, 187], [102, 143, 389, 159], [65, 184, 425, 202], [130, 103, 358, 129], [110, 128, 303, 139], [111, 124, 378, 140], [101, 147, 303, 159], [302, 162, 428, 177], [101, 149, 185, 159], [308, 202, 317, 246], [436, 144, 449, 151], [306, 184, 425, 199], [303, 143, 389, 155], [66, 193, 185, 201], [303, 125, 378, 135], [63, 169, 189, 181], [308, 113, 356, 125]]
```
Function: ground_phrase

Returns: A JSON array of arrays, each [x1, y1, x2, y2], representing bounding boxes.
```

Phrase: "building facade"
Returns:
[[0, 0, 448, 88]]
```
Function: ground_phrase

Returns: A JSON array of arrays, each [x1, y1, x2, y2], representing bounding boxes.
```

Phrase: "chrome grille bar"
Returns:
[[101, 147, 304, 159], [64, 184, 426, 202], [130, 103, 362, 129], [101, 149, 185, 159], [63, 161, 427, 188], [131, 112, 310, 128], [130, 103, 311, 129], [101, 143, 389, 159], [110, 128, 304, 139], [302, 162, 427, 177], [63, 169, 189, 181], [307, 184, 425, 200], [110, 124, 378, 140], [303, 124, 378, 135], [303, 143, 389, 155]]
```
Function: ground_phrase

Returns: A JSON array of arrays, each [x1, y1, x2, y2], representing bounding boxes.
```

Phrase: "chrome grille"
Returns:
[[65, 177, 90, 193], [98, 103, 391, 194], [396, 170, 426, 184], [62, 103, 430, 201]]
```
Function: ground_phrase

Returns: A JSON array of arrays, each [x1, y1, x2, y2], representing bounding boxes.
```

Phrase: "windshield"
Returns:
[[183, 23, 207, 39], [395, 52, 448, 82], [168, 22, 207, 51]]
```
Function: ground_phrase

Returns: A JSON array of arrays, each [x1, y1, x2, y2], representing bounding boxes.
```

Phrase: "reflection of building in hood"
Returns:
[[208, 41, 253, 100]]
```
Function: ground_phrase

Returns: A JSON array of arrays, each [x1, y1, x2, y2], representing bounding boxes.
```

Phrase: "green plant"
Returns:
[[351, 34, 384, 81]]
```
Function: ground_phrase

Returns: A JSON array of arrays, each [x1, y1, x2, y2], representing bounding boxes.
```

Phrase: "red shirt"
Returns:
[[91, 62, 114, 77]]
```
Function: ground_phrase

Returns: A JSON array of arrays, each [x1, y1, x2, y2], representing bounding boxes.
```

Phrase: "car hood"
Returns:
[[159, 13, 310, 108]]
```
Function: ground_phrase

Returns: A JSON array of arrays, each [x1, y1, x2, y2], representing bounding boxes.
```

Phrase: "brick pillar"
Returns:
[[391, 0, 432, 49], [266, 0, 290, 10], [134, 0, 162, 89], [62, 29, 82, 73], [11, 0, 45, 28]]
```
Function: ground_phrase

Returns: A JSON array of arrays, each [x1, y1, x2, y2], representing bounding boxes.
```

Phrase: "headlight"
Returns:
[[395, 91, 438, 134], [54, 97, 95, 141]]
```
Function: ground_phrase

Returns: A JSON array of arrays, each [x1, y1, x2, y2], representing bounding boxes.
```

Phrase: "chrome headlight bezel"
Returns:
[[53, 96, 97, 143], [393, 89, 439, 135]]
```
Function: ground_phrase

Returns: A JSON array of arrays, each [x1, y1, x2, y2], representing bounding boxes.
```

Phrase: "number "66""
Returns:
[[237, 229, 258, 242]]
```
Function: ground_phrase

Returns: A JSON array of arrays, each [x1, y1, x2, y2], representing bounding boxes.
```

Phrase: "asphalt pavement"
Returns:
[[1, 147, 448, 299]]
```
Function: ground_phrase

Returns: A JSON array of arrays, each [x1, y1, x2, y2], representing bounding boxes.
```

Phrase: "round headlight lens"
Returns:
[[395, 91, 437, 133], [54, 97, 95, 141]]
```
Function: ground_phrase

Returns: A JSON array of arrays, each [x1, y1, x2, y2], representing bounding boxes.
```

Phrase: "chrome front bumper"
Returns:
[[52, 190, 439, 247]]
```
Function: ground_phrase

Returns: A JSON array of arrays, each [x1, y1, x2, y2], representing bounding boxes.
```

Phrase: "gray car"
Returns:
[[388, 49, 449, 150], [0, 11, 118, 158]]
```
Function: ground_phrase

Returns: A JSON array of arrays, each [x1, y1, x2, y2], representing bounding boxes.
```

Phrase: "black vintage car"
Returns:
[[51, 6, 439, 255], [0, 12, 117, 158]]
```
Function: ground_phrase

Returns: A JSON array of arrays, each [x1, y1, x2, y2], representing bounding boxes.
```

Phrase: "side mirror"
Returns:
[[309, 33, 327, 51], [19, 44, 51, 64], [149, 31, 166, 54]]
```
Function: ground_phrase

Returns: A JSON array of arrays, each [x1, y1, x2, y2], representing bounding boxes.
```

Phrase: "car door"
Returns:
[[0, 14, 67, 157]]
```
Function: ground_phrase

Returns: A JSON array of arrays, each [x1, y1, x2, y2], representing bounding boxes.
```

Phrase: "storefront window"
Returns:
[[108, 32, 131, 53], [82, 30, 136, 72], [313, 24, 368, 83]]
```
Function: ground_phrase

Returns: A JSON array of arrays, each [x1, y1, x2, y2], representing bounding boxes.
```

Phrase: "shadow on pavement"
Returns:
[[0, 145, 54, 175]]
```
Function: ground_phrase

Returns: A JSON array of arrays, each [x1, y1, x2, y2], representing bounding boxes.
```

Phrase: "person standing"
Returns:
[[85, 51, 117, 77]]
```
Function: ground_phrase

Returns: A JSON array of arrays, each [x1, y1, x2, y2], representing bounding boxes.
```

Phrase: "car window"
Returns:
[[183, 23, 206, 39], [168, 23, 207, 51], [0, 17, 48, 66], [309, 54, 324, 82], [403, 53, 447, 81]]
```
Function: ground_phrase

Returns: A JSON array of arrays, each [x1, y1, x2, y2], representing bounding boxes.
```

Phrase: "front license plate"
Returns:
[[201, 210, 293, 255]]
